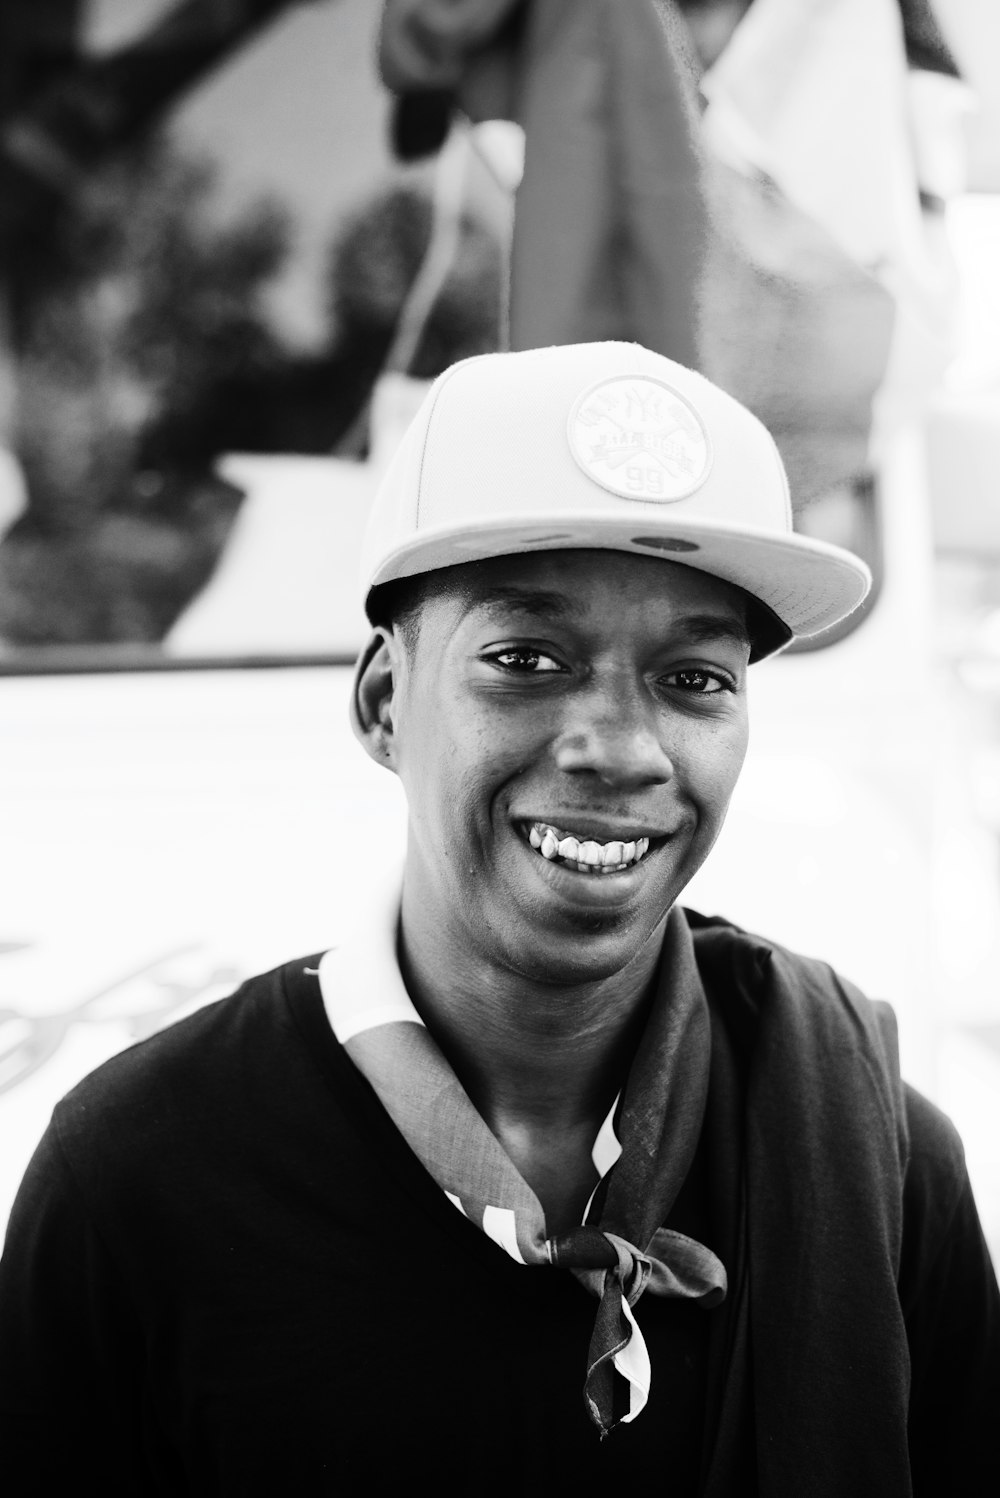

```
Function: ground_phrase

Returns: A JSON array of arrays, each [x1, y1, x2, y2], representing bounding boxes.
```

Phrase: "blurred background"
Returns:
[[1, 0, 999, 1258]]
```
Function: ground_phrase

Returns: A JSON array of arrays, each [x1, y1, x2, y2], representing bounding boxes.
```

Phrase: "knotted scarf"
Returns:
[[318, 888, 726, 1436]]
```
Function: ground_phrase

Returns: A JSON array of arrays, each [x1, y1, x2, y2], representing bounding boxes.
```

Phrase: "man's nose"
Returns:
[[551, 686, 674, 788]]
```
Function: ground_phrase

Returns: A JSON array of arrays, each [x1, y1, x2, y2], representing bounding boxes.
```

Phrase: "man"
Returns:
[[1, 342, 997, 1494]]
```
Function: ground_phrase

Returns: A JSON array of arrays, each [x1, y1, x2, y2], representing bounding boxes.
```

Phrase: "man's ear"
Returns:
[[351, 627, 403, 770]]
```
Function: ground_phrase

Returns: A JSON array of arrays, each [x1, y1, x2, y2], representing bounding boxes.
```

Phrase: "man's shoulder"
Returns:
[[684, 904, 861, 987], [901, 1081, 968, 1223], [686, 907, 972, 1210], [52, 956, 320, 1160], [904, 1082, 965, 1170], [683, 905, 889, 1041]]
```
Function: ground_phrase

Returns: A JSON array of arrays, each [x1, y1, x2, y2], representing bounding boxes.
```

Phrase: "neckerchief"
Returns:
[[317, 880, 726, 1436]]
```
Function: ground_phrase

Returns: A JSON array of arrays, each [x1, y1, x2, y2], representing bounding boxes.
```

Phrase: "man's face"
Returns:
[[375, 550, 751, 986]]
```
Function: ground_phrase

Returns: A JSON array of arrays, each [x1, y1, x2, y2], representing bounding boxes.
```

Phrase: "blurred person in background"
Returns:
[[379, 0, 968, 535]]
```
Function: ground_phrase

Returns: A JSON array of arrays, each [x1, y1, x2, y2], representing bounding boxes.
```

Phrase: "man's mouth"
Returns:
[[523, 821, 652, 876]]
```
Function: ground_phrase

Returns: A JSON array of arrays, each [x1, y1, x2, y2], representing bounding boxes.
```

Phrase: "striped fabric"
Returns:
[[318, 881, 726, 1436]]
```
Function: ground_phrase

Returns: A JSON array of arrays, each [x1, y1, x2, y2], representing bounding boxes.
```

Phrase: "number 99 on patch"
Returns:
[[625, 463, 665, 496]]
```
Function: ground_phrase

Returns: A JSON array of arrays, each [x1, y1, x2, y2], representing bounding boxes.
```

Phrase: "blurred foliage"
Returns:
[[141, 176, 505, 465], [328, 180, 504, 383], [0, 146, 504, 647], [0, 134, 291, 644]]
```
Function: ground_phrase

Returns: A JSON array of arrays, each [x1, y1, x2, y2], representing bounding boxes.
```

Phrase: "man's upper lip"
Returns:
[[514, 813, 670, 842]]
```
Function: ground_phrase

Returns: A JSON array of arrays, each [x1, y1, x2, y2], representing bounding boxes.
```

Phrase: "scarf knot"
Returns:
[[548, 1225, 727, 1436], [548, 1227, 653, 1303]]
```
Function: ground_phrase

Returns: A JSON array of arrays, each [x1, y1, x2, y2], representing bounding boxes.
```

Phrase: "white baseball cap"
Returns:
[[360, 341, 872, 660]]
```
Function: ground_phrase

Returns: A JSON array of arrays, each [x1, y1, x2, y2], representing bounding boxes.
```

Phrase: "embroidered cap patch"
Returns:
[[567, 376, 712, 502]]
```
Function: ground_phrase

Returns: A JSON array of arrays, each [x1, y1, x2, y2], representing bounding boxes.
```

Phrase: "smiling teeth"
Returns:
[[528, 823, 651, 873]]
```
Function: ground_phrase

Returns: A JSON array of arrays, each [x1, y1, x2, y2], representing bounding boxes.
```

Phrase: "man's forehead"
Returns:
[[442, 550, 752, 639]]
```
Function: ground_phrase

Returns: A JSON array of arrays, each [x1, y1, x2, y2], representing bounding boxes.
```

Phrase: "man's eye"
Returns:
[[664, 669, 728, 694], [488, 647, 563, 673]]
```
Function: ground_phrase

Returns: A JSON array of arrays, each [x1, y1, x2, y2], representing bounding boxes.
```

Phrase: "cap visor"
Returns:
[[367, 511, 872, 641]]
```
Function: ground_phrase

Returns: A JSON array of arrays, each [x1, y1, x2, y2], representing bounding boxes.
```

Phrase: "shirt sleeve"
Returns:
[[900, 1086, 1000, 1496], [0, 1122, 156, 1492]]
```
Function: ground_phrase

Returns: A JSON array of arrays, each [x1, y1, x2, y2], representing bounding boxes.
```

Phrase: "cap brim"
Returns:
[[365, 510, 872, 654]]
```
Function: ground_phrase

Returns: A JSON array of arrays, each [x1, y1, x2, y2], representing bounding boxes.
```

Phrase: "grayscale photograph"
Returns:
[[1, 1, 998, 1491]]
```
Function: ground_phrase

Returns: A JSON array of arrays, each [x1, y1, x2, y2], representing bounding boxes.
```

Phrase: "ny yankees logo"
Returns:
[[568, 376, 712, 502]]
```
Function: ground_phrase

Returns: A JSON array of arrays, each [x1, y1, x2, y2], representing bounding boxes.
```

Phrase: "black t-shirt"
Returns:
[[0, 957, 997, 1494]]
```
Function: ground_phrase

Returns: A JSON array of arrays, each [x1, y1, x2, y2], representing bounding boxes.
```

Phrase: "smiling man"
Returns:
[[1, 342, 998, 1495]]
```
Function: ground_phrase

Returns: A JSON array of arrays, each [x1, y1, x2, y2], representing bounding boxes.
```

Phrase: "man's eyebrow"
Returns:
[[469, 585, 579, 621], [467, 589, 751, 649], [676, 614, 752, 651]]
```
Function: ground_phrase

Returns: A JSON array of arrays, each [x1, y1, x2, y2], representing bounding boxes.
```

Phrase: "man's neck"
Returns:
[[397, 889, 666, 1141], [394, 862, 671, 1233]]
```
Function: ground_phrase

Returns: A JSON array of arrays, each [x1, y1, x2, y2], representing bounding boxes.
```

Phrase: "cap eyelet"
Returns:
[[630, 536, 700, 553]]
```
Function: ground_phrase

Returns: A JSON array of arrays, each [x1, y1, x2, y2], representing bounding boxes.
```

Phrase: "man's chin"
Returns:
[[499, 904, 672, 989]]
